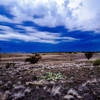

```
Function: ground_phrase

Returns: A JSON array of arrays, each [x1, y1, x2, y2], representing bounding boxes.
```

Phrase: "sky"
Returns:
[[0, 0, 100, 53]]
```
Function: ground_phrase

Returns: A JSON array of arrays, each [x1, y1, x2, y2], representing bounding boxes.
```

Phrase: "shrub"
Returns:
[[35, 53, 40, 57], [84, 52, 93, 60], [40, 72, 66, 81], [93, 59, 100, 66], [25, 53, 41, 64]]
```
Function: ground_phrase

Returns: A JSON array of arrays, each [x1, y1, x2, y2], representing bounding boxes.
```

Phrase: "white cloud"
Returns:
[[0, 0, 100, 44], [16, 25, 37, 32], [0, 25, 77, 43], [0, 25, 13, 31], [0, 15, 13, 23], [0, 0, 100, 32]]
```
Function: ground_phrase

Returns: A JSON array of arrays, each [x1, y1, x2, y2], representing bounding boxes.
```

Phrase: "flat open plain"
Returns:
[[0, 53, 100, 100]]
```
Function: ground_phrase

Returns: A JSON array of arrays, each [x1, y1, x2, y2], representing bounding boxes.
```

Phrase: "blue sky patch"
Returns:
[[0, 0, 100, 52]]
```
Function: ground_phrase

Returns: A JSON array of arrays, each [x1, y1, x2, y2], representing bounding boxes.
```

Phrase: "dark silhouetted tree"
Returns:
[[25, 53, 41, 64], [85, 52, 93, 60]]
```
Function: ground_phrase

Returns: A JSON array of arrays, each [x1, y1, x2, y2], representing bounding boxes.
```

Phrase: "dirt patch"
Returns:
[[0, 53, 100, 100]]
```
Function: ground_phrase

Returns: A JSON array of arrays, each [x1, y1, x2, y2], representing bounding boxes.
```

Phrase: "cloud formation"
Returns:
[[0, 0, 100, 44], [0, 25, 77, 44], [0, 0, 100, 32]]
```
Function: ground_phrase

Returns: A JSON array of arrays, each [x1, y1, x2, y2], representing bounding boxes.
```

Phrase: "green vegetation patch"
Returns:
[[40, 72, 66, 81], [93, 59, 100, 66]]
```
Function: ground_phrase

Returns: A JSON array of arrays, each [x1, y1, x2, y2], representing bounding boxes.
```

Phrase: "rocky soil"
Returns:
[[0, 53, 100, 100]]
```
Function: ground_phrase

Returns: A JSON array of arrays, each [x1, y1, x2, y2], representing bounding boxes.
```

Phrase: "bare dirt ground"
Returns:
[[0, 53, 100, 100]]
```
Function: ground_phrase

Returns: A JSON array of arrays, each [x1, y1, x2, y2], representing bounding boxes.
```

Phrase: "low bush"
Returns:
[[93, 59, 100, 66], [25, 53, 41, 64], [84, 52, 93, 60], [40, 72, 66, 81]]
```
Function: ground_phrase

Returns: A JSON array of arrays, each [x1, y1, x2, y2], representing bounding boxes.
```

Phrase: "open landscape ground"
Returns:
[[0, 53, 100, 100]]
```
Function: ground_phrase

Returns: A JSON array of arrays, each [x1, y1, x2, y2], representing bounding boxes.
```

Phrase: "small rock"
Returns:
[[0, 80, 3, 86], [1, 90, 11, 100], [51, 85, 61, 96], [43, 86, 47, 90], [13, 85, 25, 92], [83, 93, 94, 100], [26, 80, 47, 86], [25, 88, 31, 93], [24, 88, 31, 96], [13, 92, 25, 100], [67, 88, 82, 99], [50, 81, 55, 85], [3, 81, 12, 90], [17, 81, 22, 85], [19, 77, 23, 80], [63, 94, 74, 100]]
